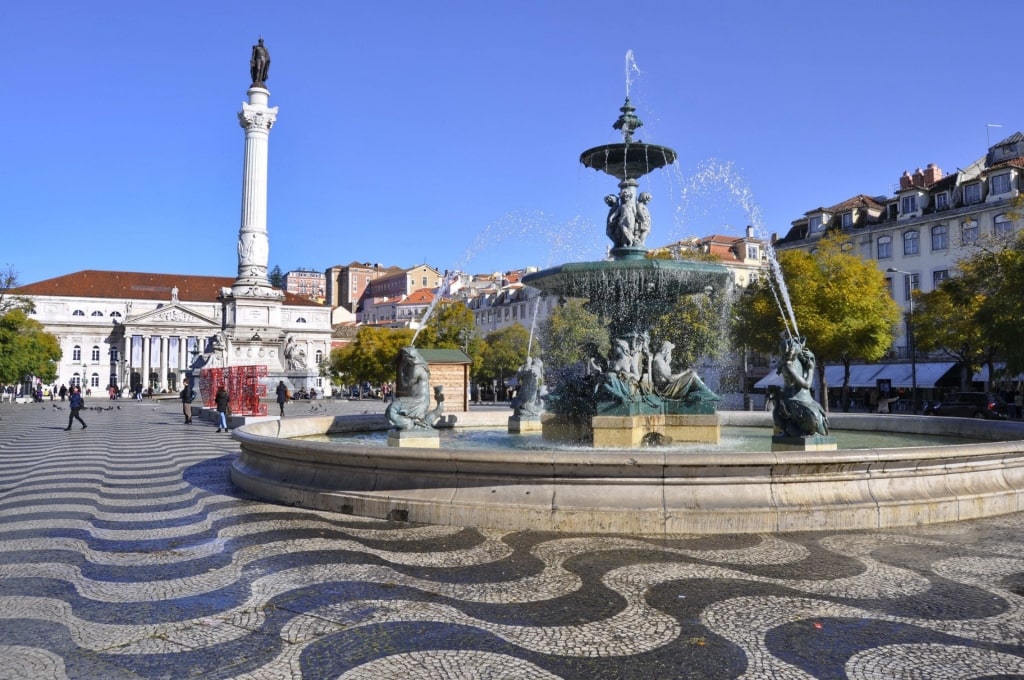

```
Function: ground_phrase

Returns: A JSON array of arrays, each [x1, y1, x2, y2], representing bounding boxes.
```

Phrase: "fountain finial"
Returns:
[[613, 98, 642, 143]]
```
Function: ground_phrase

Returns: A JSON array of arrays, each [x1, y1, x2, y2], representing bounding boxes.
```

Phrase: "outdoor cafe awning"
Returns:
[[754, 362, 957, 390]]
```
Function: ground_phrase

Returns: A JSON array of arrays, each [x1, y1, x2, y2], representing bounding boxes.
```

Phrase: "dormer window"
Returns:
[[963, 183, 982, 205], [808, 215, 823, 232], [935, 192, 949, 211], [746, 244, 759, 260], [841, 212, 853, 228], [990, 173, 1011, 196], [900, 195, 919, 215]]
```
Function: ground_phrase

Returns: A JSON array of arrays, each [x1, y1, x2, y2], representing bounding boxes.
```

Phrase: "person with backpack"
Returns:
[[215, 385, 230, 432], [64, 386, 87, 431], [180, 382, 194, 425]]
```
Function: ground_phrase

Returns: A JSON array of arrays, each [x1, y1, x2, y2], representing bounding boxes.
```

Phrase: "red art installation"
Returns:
[[198, 365, 268, 416]]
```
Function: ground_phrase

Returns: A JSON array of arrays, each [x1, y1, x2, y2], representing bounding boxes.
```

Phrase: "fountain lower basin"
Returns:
[[230, 412, 1024, 535]]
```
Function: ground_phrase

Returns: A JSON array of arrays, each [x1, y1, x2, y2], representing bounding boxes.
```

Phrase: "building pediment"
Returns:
[[127, 304, 219, 327]]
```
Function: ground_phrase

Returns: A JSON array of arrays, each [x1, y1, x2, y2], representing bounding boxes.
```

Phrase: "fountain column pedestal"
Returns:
[[388, 429, 440, 448], [771, 434, 838, 452], [592, 414, 720, 448], [508, 415, 542, 434]]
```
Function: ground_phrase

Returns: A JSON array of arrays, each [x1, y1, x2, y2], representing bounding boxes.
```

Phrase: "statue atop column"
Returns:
[[250, 37, 271, 87]]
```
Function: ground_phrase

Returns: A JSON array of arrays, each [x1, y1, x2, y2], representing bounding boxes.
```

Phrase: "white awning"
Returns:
[[754, 362, 957, 390]]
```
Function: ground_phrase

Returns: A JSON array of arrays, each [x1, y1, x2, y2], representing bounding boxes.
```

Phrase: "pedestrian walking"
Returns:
[[180, 382, 194, 424], [215, 385, 230, 432], [58, 384, 67, 401], [64, 386, 87, 430], [276, 380, 288, 417]]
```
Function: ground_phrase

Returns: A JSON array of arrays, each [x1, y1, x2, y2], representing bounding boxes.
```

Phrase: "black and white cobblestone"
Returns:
[[1, 400, 1022, 679]]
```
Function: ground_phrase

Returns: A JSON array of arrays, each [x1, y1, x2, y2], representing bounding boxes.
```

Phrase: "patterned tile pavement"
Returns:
[[1, 397, 1023, 679]]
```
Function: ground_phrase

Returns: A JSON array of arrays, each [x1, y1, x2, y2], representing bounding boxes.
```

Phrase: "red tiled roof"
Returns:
[[402, 289, 435, 304], [14, 270, 322, 306]]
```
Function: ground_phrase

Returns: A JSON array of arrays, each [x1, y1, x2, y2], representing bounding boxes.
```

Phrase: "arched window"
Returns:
[[295, 317, 307, 323], [91, 346, 101, 362], [315, 350, 324, 365], [72, 310, 85, 316], [961, 220, 979, 245], [931, 225, 948, 251], [110, 311, 122, 318], [903, 230, 919, 255], [90, 373, 100, 388], [91, 310, 104, 317], [72, 373, 82, 388], [876, 236, 892, 259], [994, 213, 1016, 238], [72, 345, 82, 361]]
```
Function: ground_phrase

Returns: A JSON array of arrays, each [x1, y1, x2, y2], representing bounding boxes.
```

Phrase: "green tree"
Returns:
[[480, 324, 530, 386], [947, 231, 1024, 379], [913, 283, 996, 391], [0, 308, 61, 384], [268, 264, 284, 288], [732, 234, 901, 410], [652, 291, 727, 369], [415, 300, 485, 374], [537, 299, 608, 371], [329, 326, 413, 393]]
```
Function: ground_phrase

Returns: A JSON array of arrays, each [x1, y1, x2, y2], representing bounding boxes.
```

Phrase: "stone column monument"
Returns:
[[231, 37, 281, 300]]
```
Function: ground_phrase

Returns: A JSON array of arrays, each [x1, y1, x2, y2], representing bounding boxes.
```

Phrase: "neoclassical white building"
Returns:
[[17, 270, 332, 396]]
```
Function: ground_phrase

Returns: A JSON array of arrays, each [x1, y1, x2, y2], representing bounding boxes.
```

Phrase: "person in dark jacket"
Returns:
[[65, 386, 87, 430], [276, 380, 288, 416], [180, 383, 194, 425], [214, 385, 230, 432]]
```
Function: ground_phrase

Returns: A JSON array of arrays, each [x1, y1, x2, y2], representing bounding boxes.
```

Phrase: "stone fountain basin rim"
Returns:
[[230, 412, 1024, 534], [232, 411, 1024, 470]]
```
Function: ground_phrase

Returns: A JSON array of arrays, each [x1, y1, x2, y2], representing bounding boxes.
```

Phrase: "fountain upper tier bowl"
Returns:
[[522, 257, 732, 324], [580, 142, 678, 181]]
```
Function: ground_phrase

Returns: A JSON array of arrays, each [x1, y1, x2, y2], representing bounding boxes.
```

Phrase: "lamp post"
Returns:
[[81, 361, 89, 395], [887, 268, 917, 413]]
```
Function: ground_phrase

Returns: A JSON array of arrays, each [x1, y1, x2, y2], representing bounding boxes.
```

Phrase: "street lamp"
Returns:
[[887, 268, 917, 413]]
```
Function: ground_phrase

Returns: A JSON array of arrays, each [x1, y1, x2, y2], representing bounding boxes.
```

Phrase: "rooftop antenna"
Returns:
[[986, 123, 1003, 147]]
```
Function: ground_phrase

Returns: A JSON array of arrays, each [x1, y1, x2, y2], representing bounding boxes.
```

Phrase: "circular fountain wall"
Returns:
[[230, 413, 1024, 535]]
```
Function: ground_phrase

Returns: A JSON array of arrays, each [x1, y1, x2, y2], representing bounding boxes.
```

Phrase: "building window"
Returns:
[[422, 276, 427, 286], [91, 346, 100, 362], [931, 225, 948, 251], [859, 239, 872, 259], [110, 311, 122, 317], [746, 244, 759, 259], [990, 173, 1011, 195], [902, 273, 919, 301], [73, 310, 85, 316], [963, 183, 982, 205], [935, 192, 949, 211], [808, 215, 822, 232], [315, 350, 323, 365], [111, 349, 120, 362], [295, 317, 307, 323], [90, 373, 100, 388], [877, 235, 892, 259], [884, 277, 893, 297], [933, 270, 949, 288], [994, 213, 1015, 238], [903, 230, 919, 255], [91, 310, 103, 317], [842, 212, 853, 228], [961, 220, 979, 245], [901, 195, 918, 214], [72, 345, 82, 361]]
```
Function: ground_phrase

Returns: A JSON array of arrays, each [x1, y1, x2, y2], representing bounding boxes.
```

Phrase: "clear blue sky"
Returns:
[[3, 1, 1018, 286]]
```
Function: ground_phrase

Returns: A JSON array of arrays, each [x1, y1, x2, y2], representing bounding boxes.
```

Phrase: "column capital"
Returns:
[[238, 103, 278, 132]]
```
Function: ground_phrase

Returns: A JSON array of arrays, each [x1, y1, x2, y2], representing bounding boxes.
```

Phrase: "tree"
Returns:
[[652, 290, 727, 369], [415, 300, 485, 375], [268, 264, 284, 288], [0, 308, 61, 385], [732, 234, 901, 410], [328, 326, 413, 392], [537, 299, 608, 371], [947, 231, 1024, 380], [913, 282, 996, 391], [480, 324, 530, 387], [0, 265, 34, 315]]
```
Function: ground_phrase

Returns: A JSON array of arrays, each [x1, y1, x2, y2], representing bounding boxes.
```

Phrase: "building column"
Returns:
[[141, 335, 150, 391], [159, 336, 168, 391], [178, 336, 188, 380]]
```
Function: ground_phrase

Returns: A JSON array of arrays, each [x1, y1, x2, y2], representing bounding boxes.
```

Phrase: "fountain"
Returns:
[[523, 97, 730, 447], [229, 74, 1024, 535]]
